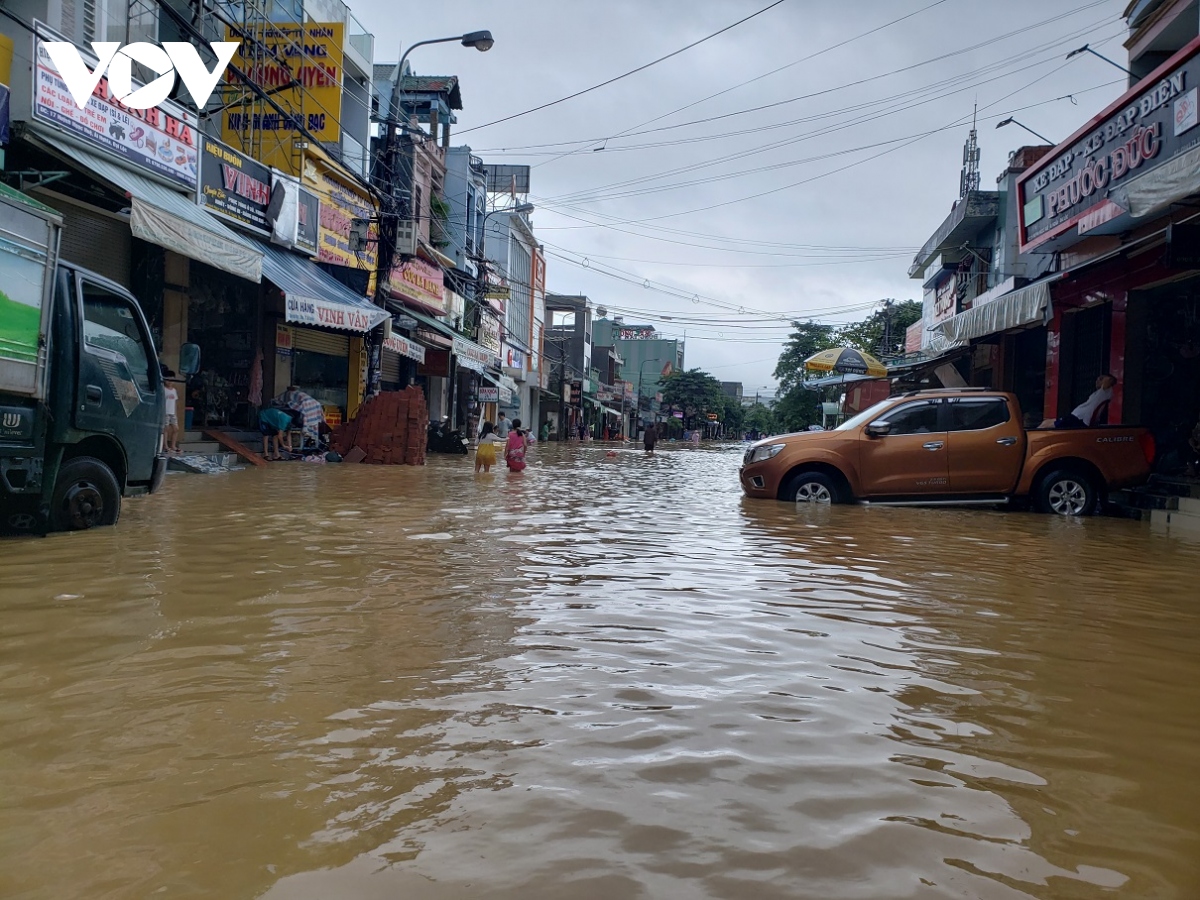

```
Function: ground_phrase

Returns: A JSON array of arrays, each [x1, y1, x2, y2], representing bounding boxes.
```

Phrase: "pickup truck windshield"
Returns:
[[835, 399, 895, 431]]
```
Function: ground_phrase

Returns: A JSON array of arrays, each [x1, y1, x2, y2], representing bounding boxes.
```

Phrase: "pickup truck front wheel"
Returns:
[[51, 457, 122, 531], [1035, 469, 1097, 517], [783, 471, 842, 505]]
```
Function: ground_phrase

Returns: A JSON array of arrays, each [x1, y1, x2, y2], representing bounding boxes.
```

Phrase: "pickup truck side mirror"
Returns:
[[865, 420, 891, 438], [179, 343, 201, 376]]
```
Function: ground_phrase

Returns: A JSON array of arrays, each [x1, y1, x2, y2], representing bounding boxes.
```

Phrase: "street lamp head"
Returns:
[[1065, 44, 1089, 60], [996, 117, 1014, 129], [513, 202, 535, 215], [461, 30, 495, 51]]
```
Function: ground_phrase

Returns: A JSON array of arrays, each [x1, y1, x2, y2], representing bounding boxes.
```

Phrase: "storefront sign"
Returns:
[[285, 295, 377, 332], [477, 386, 499, 403], [618, 325, 658, 340], [275, 323, 293, 356], [32, 31, 198, 188], [570, 380, 582, 405], [199, 138, 271, 234], [302, 157, 376, 270], [1019, 37, 1200, 252], [388, 257, 445, 313], [479, 311, 502, 354], [452, 335, 492, 373], [383, 333, 426, 363], [503, 344, 525, 371], [221, 22, 343, 151], [933, 276, 956, 324], [296, 187, 320, 255]]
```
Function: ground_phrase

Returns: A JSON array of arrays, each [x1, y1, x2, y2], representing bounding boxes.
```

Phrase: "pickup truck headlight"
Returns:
[[746, 443, 785, 465]]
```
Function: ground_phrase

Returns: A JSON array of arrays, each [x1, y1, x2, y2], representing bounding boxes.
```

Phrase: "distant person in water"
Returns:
[[643, 422, 657, 453], [505, 419, 528, 472]]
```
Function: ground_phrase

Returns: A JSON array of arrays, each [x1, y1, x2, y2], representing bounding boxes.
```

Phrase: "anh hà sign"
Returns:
[[285, 295, 386, 332], [1019, 38, 1200, 252], [33, 29, 199, 187]]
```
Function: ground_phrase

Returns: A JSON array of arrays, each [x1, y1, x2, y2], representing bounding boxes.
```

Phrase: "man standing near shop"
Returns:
[[496, 412, 512, 441]]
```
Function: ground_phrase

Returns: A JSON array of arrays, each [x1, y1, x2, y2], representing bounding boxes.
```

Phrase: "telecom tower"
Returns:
[[959, 105, 981, 198]]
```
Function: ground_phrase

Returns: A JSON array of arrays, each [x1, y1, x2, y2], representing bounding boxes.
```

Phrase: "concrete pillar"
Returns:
[[1044, 309, 1063, 420], [1108, 293, 1128, 423], [162, 251, 189, 426]]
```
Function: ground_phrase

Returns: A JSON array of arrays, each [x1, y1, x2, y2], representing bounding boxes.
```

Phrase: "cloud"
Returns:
[[356, 0, 1128, 387]]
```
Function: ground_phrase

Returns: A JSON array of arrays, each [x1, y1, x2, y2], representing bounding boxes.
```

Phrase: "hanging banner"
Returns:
[[32, 27, 198, 188], [477, 385, 499, 403], [199, 139, 272, 234], [479, 311, 502, 354], [383, 334, 426, 363]]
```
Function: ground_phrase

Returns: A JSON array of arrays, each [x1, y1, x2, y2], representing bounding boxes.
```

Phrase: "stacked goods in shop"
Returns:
[[330, 386, 428, 465]]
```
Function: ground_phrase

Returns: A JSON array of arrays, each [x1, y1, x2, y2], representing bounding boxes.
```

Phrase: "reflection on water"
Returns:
[[1, 445, 1198, 899]]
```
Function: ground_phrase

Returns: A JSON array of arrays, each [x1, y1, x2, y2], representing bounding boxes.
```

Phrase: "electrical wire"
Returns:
[[455, 0, 792, 136]]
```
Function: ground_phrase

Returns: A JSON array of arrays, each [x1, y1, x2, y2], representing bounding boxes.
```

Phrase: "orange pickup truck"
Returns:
[[739, 389, 1155, 516]]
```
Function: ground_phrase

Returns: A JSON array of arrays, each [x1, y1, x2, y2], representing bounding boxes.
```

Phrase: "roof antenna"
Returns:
[[960, 101, 981, 198]]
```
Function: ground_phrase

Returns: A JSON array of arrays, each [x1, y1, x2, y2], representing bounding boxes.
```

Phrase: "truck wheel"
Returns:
[[51, 457, 121, 531], [783, 471, 841, 504], [1035, 469, 1096, 517]]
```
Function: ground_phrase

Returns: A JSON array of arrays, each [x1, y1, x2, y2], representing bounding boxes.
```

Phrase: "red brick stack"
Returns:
[[330, 386, 428, 465]]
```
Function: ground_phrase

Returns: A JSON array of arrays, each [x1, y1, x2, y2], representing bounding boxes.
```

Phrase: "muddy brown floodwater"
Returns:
[[1, 444, 1198, 899]]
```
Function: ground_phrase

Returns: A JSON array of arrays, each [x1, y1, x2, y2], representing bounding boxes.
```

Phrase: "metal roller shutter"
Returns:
[[381, 349, 401, 381], [40, 198, 132, 288], [290, 327, 350, 357]]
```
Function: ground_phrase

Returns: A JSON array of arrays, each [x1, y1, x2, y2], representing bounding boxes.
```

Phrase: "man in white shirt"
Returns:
[[162, 368, 180, 452], [495, 413, 512, 439], [1057, 374, 1116, 428]]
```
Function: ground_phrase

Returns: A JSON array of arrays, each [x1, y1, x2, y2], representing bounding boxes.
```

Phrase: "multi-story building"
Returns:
[[907, 0, 1200, 473], [592, 318, 684, 430], [483, 164, 541, 426], [0, 0, 389, 434]]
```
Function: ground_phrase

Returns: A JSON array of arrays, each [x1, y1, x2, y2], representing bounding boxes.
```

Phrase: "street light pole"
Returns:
[[370, 30, 494, 402], [635, 357, 666, 440]]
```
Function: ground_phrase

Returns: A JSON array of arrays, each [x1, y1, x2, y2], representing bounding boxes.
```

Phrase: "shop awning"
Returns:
[[932, 279, 1052, 347], [50, 140, 263, 283], [1113, 142, 1200, 220], [403, 308, 499, 373], [259, 242, 389, 333], [382, 334, 426, 364]]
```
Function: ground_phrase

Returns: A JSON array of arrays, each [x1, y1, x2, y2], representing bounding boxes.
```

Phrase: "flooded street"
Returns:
[[1, 444, 1198, 900]]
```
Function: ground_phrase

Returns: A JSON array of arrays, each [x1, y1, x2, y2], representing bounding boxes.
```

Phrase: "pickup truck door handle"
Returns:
[[85, 385, 103, 404], [996, 437, 1018, 446], [922, 441, 944, 451]]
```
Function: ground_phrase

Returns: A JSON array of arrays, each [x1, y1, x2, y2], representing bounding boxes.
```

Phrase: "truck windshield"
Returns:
[[835, 398, 895, 431], [81, 281, 154, 395]]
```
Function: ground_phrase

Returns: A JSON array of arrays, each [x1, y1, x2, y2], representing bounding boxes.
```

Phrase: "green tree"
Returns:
[[722, 396, 746, 436], [743, 402, 777, 436], [774, 321, 837, 395], [836, 300, 922, 359], [661, 368, 725, 429], [771, 321, 836, 432]]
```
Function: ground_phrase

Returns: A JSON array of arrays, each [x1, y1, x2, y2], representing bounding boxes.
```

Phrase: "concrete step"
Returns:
[[1146, 474, 1200, 499], [178, 441, 222, 455], [1110, 488, 1179, 511], [1178, 496, 1200, 515], [167, 453, 241, 474]]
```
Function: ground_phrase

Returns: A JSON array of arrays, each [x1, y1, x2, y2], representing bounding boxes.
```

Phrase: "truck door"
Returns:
[[945, 397, 1024, 494], [74, 275, 163, 481], [856, 399, 949, 496]]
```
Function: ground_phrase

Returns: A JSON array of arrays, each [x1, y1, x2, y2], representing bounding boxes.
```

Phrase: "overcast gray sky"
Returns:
[[356, 0, 1129, 392]]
